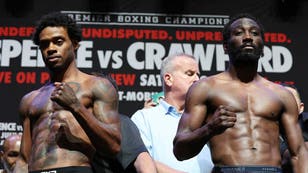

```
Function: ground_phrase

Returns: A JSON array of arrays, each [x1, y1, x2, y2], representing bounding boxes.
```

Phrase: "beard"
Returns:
[[235, 50, 260, 62], [229, 45, 263, 64]]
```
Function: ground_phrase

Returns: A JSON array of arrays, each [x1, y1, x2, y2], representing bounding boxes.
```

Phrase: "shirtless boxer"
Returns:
[[14, 12, 121, 173], [173, 13, 308, 173]]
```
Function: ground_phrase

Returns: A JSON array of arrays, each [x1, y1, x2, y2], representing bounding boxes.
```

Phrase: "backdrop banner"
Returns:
[[0, 0, 307, 145]]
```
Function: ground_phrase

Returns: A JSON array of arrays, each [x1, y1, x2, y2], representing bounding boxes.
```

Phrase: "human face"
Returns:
[[39, 26, 78, 70], [1, 135, 21, 172], [168, 56, 200, 98], [225, 17, 264, 64]]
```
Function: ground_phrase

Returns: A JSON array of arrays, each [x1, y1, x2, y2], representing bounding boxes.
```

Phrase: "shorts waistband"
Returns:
[[29, 166, 93, 173], [212, 166, 282, 173]]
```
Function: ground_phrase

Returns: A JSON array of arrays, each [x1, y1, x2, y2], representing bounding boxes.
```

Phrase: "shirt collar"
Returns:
[[159, 100, 182, 117]]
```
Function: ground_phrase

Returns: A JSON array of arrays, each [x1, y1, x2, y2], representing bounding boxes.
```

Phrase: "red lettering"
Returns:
[[82, 28, 169, 40], [122, 74, 135, 86], [196, 31, 205, 40], [205, 32, 214, 41], [159, 30, 168, 40], [26, 27, 35, 37], [9, 27, 18, 36], [264, 32, 290, 43], [0, 27, 9, 36], [117, 29, 125, 39], [82, 28, 91, 38], [175, 30, 222, 41], [110, 73, 135, 86], [125, 29, 134, 39], [277, 33, 287, 43], [0, 71, 12, 83], [214, 32, 223, 41], [40, 72, 50, 84], [114, 74, 123, 85], [92, 28, 102, 38], [175, 31, 185, 41], [16, 72, 36, 84], [0, 27, 34, 37], [143, 30, 152, 39], [103, 29, 112, 38]]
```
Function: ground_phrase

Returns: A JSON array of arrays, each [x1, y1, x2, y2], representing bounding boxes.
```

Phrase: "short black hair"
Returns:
[[32, 12, 82, 45], [222, 13, 265, 45]]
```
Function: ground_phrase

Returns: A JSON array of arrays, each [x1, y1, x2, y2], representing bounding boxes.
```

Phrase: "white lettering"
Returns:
[[118, 91, 124, 101], [111, 50, 123, 69], [21, 40, 44, 67], [139, 74, 161, 86], [97, 50, 123, 69], [258, 46, 292, 73], [215, 44, 229, 71], [168, 43, 184, 55], [145, 43, 165, 69], [127, 42, 144, 70], [125, 91, 155, 101], [97, 50, 112, 68], [0, 39, 294, 74], [272, 46, 292, 72], [0, 122, 16, 131], [258, 46, 273, 72], [77, 41, 93, 68], [193, 44, 215, 71], [0, 39, 21, 66]]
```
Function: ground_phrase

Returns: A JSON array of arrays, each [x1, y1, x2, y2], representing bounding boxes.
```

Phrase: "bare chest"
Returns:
[[207, 83, 283, 119], [27, 83, 92, 119]]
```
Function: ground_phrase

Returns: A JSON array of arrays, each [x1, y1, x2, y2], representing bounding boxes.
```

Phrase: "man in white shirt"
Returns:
[[131, 53, 213, 173]]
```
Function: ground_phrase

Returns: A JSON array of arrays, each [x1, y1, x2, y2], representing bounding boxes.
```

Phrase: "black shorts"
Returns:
[[212, 166, 282, 173], [29, 166, 93, 173]]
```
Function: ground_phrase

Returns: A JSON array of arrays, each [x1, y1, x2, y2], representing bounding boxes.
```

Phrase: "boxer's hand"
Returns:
[[208, 105, 237, 135], [51, 82, 80, 110]]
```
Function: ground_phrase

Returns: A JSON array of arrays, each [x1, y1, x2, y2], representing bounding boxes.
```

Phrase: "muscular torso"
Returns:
[[206, 75, 283, 166], [26, 81, 94, 170]]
